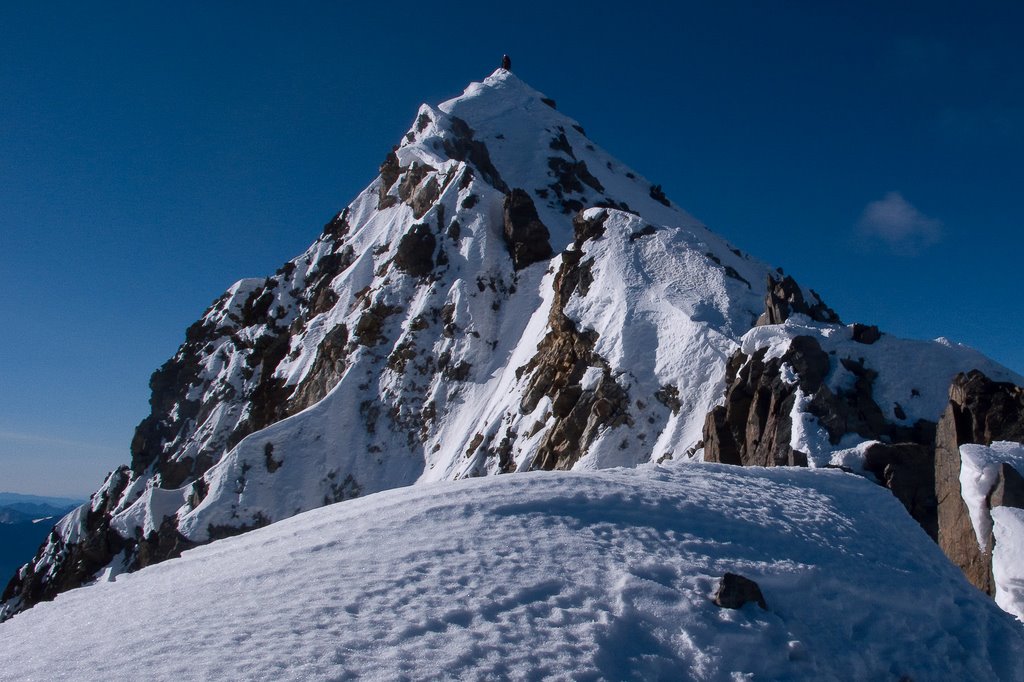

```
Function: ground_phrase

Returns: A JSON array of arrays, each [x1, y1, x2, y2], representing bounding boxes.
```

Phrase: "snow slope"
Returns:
[[1, 463, 1021, 681]]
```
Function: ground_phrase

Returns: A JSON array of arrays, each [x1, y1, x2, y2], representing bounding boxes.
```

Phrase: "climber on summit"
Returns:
[[501, 54, 511, 71]]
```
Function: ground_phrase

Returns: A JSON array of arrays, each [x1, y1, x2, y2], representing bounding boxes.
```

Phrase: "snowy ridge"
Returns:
[[2, 464, 1022, 681]]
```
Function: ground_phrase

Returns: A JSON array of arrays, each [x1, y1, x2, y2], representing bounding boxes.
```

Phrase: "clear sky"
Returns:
[[2, 1, 1021, 497]]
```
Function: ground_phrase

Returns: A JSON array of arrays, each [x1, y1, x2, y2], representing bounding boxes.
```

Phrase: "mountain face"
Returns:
[[3, 69, 1023, 621]]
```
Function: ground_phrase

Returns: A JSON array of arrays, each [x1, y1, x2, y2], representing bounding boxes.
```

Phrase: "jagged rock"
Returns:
[[935, 371, 1024, 594], [2, 467, 132, 614], [377, 149, 402, 209], [442, 116, 507, 192], [394, 223, 436, 277], [649, 184, 670, 207], [572, 209, 608, 246], [502, 189, 553, 270], [852, 323, 881, 344], [755, 274, 841, 326], [702, 340, 824, 467], [863, 443, 938, 540], [518, 237, 628, 471], [322, 208, 349, 239], [713, 572, 767, 610], [547, 157, 604, 200]]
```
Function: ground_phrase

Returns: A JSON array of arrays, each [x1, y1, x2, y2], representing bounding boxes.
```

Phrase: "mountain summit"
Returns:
[[3, 69, 1023, 626]]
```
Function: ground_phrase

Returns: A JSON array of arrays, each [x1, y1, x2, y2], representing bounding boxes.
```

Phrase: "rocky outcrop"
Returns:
[[502, 189, 553, 270], [2, 467, 131, 615], [703, 330, 940, 537], [756, 273, 841, 326], [935, 371, 1024, 594], [702, 338, 824, 468], [863, 442, 937, 540], [394, 223, 436, 277], [519, 211, 630, 470]]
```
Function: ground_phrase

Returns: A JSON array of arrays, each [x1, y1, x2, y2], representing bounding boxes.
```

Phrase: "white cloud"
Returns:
[[856, 191, 943, 253]]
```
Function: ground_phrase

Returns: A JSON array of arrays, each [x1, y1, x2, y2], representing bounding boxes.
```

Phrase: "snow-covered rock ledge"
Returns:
[[1, 464, 1022, 681]]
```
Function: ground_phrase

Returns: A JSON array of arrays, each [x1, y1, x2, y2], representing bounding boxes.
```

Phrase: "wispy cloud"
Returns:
[[856, 191, 943, 254]]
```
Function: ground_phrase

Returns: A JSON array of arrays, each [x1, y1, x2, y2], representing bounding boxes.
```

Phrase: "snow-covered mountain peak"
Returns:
[[5, 67, 1024, 632]]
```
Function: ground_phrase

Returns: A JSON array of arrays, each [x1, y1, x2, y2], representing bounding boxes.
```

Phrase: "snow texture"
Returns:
[[2, 463, 1022, 681]]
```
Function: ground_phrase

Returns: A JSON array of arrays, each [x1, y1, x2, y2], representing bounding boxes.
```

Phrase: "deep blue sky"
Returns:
[[2, 2, 1021, 496]]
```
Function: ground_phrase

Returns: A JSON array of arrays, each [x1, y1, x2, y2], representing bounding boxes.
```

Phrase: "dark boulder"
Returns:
[[394, 223, 436, 278], [852, 323, 881, 344], [503, 189, 553, 270], [713, 572, 767, 610]]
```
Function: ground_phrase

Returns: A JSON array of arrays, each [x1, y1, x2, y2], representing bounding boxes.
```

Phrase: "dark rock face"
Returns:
[[702, 341, 817, 468], [863, 443, 938, 540], [649, 184, 670, 207], [852, 323, 881, 345], [443, 116, 507, 192], [502, 189, 553, 270], [935, 371, 1024, 595], [756, 274, 841, 326], [394, 223, 437, 277], [713, 572, 767, 610]]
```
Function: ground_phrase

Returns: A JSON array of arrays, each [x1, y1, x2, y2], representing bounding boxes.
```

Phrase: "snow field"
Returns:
[[2, 463, 1022, 681]]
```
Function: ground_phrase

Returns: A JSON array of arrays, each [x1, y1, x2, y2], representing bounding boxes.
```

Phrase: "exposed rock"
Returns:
[[935, 371, 1024, 595], [572, 209, 608, 246], [863, 443, 938, 540], [321, 208, 349, 240], [852, 323, 881, 344], [2, 467, 132, 617], [377, 149, 402, 209], [649, 184, 670, 207], [394, 223, 437, 278], [443, 116, 507, 192], [702, 341, 821, 468], [354, 303, 403, 346], [503, 189, 553, 270], [713, 572, 767, 610], [989, 462, 1024, 510], [518, 237, 629, 471], [755, 274, 841, 326], [135, 517, 197, 570], [548, 157, 604, 198], [703, 335, 942, 541], [549, 130, 575, 158]]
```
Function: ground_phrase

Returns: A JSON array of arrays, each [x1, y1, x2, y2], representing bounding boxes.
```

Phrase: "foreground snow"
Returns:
[[2, 464, 1021, 681]]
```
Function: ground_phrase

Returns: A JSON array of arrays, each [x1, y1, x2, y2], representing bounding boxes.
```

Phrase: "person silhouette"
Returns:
[[501, 54, 511, 71]]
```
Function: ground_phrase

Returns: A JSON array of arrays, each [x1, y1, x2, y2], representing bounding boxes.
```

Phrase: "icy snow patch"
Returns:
[[960, 441, 1024, 549], [2, 465, 1023, 681], [992, 506, 1024, 622]]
